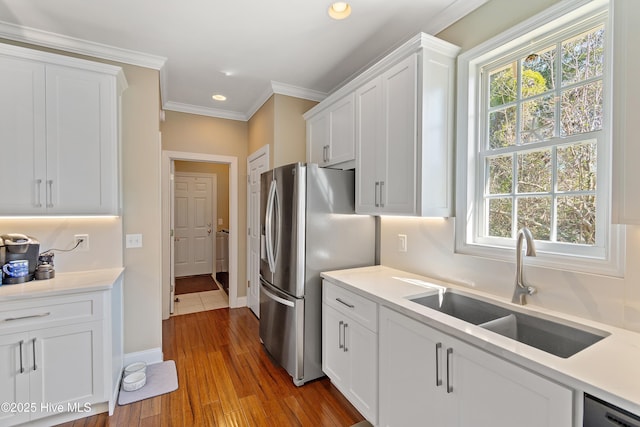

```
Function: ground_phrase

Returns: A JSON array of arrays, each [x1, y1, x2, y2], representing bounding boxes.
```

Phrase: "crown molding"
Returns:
[[163, 101, 247, 122], [423, 0, 490, 35], [270, 81, 327, 102], [0, 20, 167, 70]]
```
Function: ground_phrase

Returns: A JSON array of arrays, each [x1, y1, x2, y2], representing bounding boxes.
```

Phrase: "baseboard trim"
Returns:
[[232, 296, 247, 308], [124, 347, 164, 366]]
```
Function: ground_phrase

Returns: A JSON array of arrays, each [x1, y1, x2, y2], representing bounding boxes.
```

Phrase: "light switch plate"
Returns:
[[398, 234, 407, 252]]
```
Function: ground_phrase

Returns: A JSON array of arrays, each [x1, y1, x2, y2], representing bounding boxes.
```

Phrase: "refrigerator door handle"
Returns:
[[261, 280, 295, 307], [265, 179, 277, 272]]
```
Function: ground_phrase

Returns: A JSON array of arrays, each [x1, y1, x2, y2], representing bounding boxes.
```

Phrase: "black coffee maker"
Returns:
[[0, 234, 40, 284]]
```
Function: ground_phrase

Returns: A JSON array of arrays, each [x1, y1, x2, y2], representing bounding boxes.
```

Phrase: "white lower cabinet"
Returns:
[[378, 306, 573, 427], [322, 281, 377, 424], [0, 291, 111, 426]]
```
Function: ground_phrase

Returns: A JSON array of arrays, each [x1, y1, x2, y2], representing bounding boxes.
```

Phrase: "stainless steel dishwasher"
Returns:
[[584, 394, 640, 427]]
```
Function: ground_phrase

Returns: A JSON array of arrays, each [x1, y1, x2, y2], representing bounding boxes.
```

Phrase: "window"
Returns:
[[456, 0, 624, 276]]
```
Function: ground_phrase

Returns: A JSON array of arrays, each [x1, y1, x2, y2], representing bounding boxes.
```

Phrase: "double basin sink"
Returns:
[[408, 291, 609, 358]]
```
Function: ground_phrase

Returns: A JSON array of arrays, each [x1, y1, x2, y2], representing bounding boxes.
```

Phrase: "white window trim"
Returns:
[[454, 0, 625, 277]]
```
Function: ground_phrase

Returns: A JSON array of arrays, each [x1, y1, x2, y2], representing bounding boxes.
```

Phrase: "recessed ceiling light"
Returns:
[[328, 2, 351, 20], [212, 94, 227, 101]]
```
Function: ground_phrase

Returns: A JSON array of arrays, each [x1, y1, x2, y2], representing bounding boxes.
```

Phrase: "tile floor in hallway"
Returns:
[[172, 289, 229, 316]]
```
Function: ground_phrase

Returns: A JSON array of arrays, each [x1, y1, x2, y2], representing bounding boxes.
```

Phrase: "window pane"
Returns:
[[517, 196, 551, 240], [521, 45, 556, 97], [521, 94, 556, 143], [517, 150, 551, 193], [488, 155, 513, 194], [489, 63, 517, 107], [557, 143, 597, 192], [488, 198, 512, 238], [489, 106, 517, 148], [557, 195, 596, 244], [561, 81, 603, 136], [562, 26, 605, 86]]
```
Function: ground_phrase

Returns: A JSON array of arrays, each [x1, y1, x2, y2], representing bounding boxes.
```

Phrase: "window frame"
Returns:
[[455, 0, 625, 277]]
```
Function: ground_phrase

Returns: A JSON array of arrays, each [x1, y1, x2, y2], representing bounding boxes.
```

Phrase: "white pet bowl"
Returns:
[[122, 371, 146, 392], [124, 361, 147, 376]]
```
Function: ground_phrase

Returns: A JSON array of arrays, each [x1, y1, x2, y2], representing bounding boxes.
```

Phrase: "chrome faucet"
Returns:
[[512, 227, 537, 305]]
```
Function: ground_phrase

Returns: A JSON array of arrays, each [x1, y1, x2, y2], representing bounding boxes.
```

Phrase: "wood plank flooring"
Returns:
[[56, 308, 365, 427]]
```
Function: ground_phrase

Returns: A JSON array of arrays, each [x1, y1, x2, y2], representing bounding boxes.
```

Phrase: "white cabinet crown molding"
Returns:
[[304, 32, 459, 120]]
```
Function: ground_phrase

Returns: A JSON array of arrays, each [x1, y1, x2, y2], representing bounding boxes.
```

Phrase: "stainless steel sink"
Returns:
[[408, 292, 609, 358]]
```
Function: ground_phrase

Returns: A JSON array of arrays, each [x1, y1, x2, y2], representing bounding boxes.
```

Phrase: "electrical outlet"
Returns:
[[74, 234, 89, 252], [126, 233, 143, 248]]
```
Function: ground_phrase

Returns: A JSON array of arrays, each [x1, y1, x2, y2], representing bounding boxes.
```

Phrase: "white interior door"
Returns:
[[170, 160, 175, 313], [174, 173, 214, 277], [247, 146, 269, 317]]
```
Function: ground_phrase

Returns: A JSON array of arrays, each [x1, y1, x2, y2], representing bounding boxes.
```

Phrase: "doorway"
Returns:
[[171, 163, 229, 316], [161, 151, 240, 320]]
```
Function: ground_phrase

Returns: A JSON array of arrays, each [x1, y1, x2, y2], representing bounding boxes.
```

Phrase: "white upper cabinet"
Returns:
[[356, 36, 459, 216], [356, 54, 418, 215], [0, 44, 126, 216], [305, 33, 459, 216], [306, 93, 355, 168]]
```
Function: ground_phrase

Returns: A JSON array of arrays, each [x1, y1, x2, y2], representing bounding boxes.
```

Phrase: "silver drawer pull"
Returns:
[[19, 340, 24, 374], [4, 312, 51, 322], [335, 298, 355, 309]]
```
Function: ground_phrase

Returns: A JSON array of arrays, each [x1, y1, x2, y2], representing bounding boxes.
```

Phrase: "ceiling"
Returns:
[[0, 0, 487, 121]]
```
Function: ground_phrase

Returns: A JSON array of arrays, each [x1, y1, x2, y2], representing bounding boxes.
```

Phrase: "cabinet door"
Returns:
[[0, 333, 31, 426], [29, 321, 105, 420], [346, 316, 377, 424], [322, 305, 350, 389], [355, 77, 383, 214], [45, 65, 117, 214], [380, 54, 418, 214], [451, 337, 573, 427], [379, 307, 453, 427], [307, 112, 329, 165], [0, 56, 47, 215], [327, 94, 355, 165]]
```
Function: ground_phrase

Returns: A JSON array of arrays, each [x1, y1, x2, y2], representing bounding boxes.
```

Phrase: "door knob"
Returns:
[[207, 229, 212, 235]]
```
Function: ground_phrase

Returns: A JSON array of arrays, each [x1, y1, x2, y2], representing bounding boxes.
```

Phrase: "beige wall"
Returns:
[[161, 111, 248, 299], [273, 94, 317, 167], [248, 94, 316, 164], [248, 96, 275, 164], [174, 161, 230, 231], [437, 0, 561, 50], [0, 40, 163, 355], [378, 0, 640, 334]]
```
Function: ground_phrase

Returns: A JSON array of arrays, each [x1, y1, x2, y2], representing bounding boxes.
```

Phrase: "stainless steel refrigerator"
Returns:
[[259, 163, 375, 386]]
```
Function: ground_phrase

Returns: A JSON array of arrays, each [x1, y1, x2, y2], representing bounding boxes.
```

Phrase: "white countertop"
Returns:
[[321, 265, 640, 415], [0, 268, 124, 301]]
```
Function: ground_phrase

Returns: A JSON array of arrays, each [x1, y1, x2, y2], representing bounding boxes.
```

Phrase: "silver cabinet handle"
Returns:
[[32, 338, 37, 371], [335, 298, 354, 309], [19, 340, 24, 374], [446, 347, 453, 393], [323, 145, 330, 162], [46, 179, 53, 208], [435, 342, 442, 386], [343, 323, 349, 352], [338, 320, 344, 349], [380, 181, 385, 208], [35, 179, 43, 208], [4, 312, 51, 322], [375, 182, 380, 207]]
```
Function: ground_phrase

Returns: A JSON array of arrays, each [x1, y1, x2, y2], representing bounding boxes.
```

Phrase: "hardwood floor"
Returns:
[[57, 308, 365, 427]]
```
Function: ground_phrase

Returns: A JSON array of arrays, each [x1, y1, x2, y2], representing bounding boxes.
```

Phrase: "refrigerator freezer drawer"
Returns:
[[259, 278, 305, 384]]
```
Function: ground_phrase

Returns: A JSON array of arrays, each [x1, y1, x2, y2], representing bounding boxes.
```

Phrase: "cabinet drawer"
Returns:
[[0, 293, 103, 333], [323, 280, 377, 332]]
